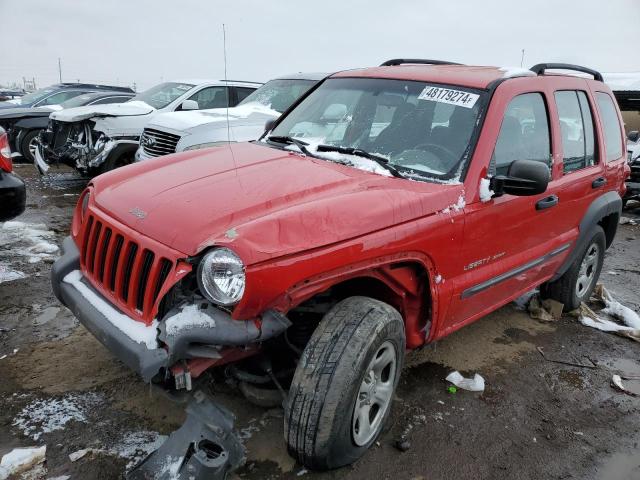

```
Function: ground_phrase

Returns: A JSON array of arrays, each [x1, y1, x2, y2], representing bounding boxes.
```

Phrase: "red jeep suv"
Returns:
[[52, 60, 629, 470]]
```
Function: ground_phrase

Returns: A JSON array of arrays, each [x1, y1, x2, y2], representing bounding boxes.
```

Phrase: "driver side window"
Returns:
[[491, 93, 551, 176], [187, 87, 229, 109]]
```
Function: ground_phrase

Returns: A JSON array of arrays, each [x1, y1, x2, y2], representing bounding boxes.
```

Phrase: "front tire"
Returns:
[[541, 225, 606, 311], [19, 129, 42, 164], [285, 296, 405, 470]]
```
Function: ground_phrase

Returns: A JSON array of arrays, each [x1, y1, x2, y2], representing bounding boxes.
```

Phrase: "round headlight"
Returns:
[[197, 248, 246, 306]]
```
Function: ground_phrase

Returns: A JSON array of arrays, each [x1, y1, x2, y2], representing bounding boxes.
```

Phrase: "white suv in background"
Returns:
[[135, 73, 326, 161]]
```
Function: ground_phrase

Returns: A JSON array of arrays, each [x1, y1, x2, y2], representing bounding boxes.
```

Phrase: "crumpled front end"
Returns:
[[38, 118, 138, 173], [51, 199, 290, 385]]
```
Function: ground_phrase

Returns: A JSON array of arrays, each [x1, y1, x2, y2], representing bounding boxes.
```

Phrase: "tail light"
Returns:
[[0, 131, 12, 173]]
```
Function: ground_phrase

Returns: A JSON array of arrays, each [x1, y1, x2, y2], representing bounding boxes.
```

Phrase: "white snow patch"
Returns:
[[499, 66, 536, 78], [479, 178, 494, 202], [63, 270, 159, 348], [12, 393, 101, 440], [0, 221, 59, 265], [156, 455, 184, 479], [164, 304, 216, 335], [0, 263, 26, 284], [0, 446, 46, 480], [286, 141, 393, 177], [441, 192, 466, 214]]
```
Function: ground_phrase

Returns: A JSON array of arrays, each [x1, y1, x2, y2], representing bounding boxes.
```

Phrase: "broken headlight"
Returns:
[[197, 248, 245, 306]]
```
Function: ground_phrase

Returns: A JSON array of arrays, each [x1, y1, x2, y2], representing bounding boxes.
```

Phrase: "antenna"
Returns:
[[520, 49, 525, 68], [223, 23, 231, 144]]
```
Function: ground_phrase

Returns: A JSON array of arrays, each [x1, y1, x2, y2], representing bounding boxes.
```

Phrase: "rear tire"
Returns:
[[541, 225, 606, 311], [285, 296, 405, 470]]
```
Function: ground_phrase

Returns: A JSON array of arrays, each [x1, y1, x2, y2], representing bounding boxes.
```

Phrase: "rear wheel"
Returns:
[[19, 129, 42, 163], [541, 225, 605, 311], [284, 296, 405, 470]]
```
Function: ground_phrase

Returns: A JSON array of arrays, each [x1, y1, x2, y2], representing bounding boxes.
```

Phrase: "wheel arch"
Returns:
[[283, 256, 435, 349], [551, 191, 621, 281]]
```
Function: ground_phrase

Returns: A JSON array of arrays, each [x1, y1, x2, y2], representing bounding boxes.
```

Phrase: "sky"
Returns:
[[1, 0, 639, 92]]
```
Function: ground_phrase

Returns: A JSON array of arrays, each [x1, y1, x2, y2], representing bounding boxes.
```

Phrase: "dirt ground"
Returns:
[[1, 164, 639, 480]]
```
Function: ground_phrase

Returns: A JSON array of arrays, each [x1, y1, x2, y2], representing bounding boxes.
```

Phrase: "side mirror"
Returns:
[[180, 99, 199, 111], [490, 159, 550, 197], [628, 130, 639, 143], [264, 118, 276, 133]]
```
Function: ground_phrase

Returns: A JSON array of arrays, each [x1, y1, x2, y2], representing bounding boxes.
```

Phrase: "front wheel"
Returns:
[[541, 225, 606, 311], [19, 129, 42, 163], [285, 296, 405, 470]]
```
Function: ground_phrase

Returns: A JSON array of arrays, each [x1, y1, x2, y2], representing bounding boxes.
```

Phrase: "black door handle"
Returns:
[[592, 177, 607, 188], [536, 194, 558, 210]]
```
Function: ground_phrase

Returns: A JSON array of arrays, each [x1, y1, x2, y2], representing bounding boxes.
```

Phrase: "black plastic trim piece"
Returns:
[[550, 191, 621, 281], [461, 243, 571, 299], [529, 63, 603, 82]]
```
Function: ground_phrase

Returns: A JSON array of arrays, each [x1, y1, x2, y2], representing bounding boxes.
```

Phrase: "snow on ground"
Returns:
[[0, 446, 46, 480], [12, 393, 102, 440], [0, 221, 59, 265], [63, 270, 159, 348], [0, 263, 26, 284]]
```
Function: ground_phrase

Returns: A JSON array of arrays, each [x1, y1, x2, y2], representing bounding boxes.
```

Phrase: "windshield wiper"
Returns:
[[265, 135, 312, 156], [315, 145, 404, 178]]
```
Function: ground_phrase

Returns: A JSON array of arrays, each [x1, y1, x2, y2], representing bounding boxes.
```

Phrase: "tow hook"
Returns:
[[127, 390, 245, 480]]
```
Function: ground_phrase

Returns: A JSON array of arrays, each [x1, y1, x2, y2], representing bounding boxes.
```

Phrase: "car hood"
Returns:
[[147, 102, 280, 132], [51, 101, 155, 122], [91, 142, 460, 264], [0, 106, 56, 119]]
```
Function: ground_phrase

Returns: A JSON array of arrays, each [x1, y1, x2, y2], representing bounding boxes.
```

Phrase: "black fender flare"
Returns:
[[551, 191, 621, 281]]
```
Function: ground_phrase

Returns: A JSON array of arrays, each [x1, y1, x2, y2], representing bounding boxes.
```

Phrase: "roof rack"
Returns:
[[529, 63, 603, 82], [219, 79, 263, 84], [380, 59, 462, 67], [58, 83, 135, 92]]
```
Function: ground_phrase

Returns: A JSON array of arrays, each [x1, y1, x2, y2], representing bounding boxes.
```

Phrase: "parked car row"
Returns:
[[46, 59, 630, 474]]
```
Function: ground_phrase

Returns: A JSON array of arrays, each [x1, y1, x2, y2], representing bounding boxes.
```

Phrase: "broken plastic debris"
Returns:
[[445, 371, 485, 392], [611, 375, 640, 397], [528, 296, 563, 322], [0, 446, 46, 480], [447, 386, 457, 394], [69, 448, 96, 462]]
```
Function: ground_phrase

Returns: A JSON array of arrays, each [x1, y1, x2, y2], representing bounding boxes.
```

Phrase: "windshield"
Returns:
[[130, 82, 195, 109], [269, 77, 485, 181], [59, 94, 98, 108], [239, 79, 316, 113], [15, 87, 57, 105]]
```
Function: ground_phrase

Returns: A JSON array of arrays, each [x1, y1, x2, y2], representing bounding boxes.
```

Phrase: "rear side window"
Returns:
[[554, 91, 596, 173], [491, 93, 551, 176], [596, 92, 623, 161], [236, 87, 255, 103]]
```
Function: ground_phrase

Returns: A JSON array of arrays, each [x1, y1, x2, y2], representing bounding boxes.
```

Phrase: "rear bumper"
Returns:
[[0, 170, 26, 221], [51, 237, 169, 382]]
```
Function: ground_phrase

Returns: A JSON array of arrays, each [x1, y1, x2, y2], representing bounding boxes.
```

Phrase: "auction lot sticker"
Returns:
[[418, 86, 479, 108]]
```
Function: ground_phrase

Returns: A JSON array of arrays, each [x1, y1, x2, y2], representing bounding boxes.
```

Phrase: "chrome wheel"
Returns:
[[576, 242, 600, 298], [352, 341, 397, 446], [28, 135, 39, 159]]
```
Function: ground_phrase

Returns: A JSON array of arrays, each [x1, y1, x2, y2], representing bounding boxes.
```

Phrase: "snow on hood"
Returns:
[[147, 102, 279, 132], [90, 142, 462, 264], [51, 100, 155, 122]]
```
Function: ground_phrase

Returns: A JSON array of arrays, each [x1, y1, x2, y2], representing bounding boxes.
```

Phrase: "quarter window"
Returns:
[[554, 91, 597, 173], [491, 93, 551, 176], [596, 92, 623, 161]]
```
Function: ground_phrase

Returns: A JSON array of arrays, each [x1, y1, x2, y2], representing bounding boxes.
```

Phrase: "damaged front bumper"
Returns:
[[51, 237, 291, 384]]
